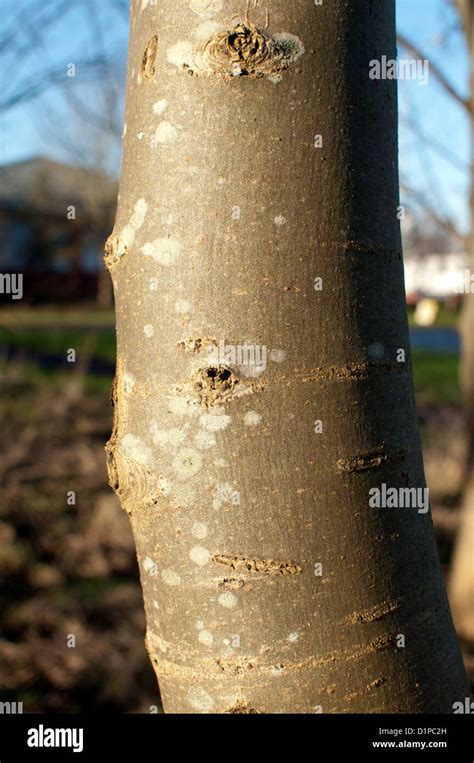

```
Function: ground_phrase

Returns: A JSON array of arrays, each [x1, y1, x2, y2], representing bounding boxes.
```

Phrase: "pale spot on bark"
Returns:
[[244, 410, 262, 427], [152, 121, 178, 145], [142, 238, 183, 266], [193, 20, 220, 40], [143, 557, 156, 573], [189, 0, 222, 18], [153, 99, 168, 115], [153, 428, 187, 448], [162, 569, 181, 586], [167, 396, 199, 418], [172, 448, 203, 479], [274, 215, 287, 226], [192, 522, 208, 539], [189, 546, 211, 566], [120, 198, 148, 250], [194, 430, 216, 449], [143, 324, 155, 338], [213, 482, 240, 510], [287, 632, 299, 642], [118, 434, 153, 466], [167, 41, 195, 69], [199, 410, 231, 431], [187, 686, 215, 711], [122, 371, 135, 394], [198, 629, 214, 645], [175, 299, 193, 314], [218, 591, 238, 609]]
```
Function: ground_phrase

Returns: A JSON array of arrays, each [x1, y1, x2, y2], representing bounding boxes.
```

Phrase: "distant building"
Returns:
[[404, 252, 468, 304], [0, 157, 117, 303]]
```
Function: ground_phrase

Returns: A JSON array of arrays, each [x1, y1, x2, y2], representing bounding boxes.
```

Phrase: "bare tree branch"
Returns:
[[401, 182, 467, 244], [397, 32, 471, 113]]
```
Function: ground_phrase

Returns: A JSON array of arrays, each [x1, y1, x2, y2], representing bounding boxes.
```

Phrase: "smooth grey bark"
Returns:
[[105, 0, 469, 713]]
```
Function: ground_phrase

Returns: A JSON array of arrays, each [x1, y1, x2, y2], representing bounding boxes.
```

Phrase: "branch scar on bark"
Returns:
[[213, 554, 302, 575], [175, 365, 253, 408], [345, 598, 402, 624], [104, 234, 128, 271], [168, 22, 304, 79], [301, 362, 409, 382], [336, 447, 407, 474], [142, 35, 159, 80]]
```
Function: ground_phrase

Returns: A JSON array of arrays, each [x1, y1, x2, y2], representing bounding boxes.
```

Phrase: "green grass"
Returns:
[[0, 305, 115, 328], [0, 327, 116, 362], [411, 350, 460, 406]]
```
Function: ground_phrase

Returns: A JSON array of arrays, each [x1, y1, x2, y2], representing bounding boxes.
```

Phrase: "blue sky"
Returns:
[[0, 0, 470, 236]]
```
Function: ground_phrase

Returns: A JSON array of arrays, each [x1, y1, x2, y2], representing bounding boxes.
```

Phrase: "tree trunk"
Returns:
[[105, 0, 468, 713], [449, 0, 474, 644]]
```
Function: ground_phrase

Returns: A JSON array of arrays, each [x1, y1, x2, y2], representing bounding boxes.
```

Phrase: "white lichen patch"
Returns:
[[143, 557, 156, 574], [187, 686, 215, 711], [244, 410, 262, 428], [162, 569, 182, 586], [199, 409, 231, 432], [287, 632, 299, 643], [189, 546, 211, 567], [149, 632, 169, 654], [213, 482, 240, 510], [175, 299, 193, 314], [194, 430, 216, 450], [172, 448, 203, 479], [274, 215, 287, 226], [141, 0, 150, 9], [142, 238, 183, 266], [152, 121, 178, 145], [167, 395, 199, 418], [172, 482, 197, 508], [153, 99, 168, 115], [143, 324, 155, 338], [167, 41, 197, 70], [122, 371, 136, 394], [149, 276, 159, 291], [218, 591, 238, 609], [192, 522, 208, 539], [118, 434, 153, 466], [120, 198, 148, 250], [153, 428, 187, 448], [189, 0, 222, 18], [192, 20, 221, 40], [198, 630, 214, 646]]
